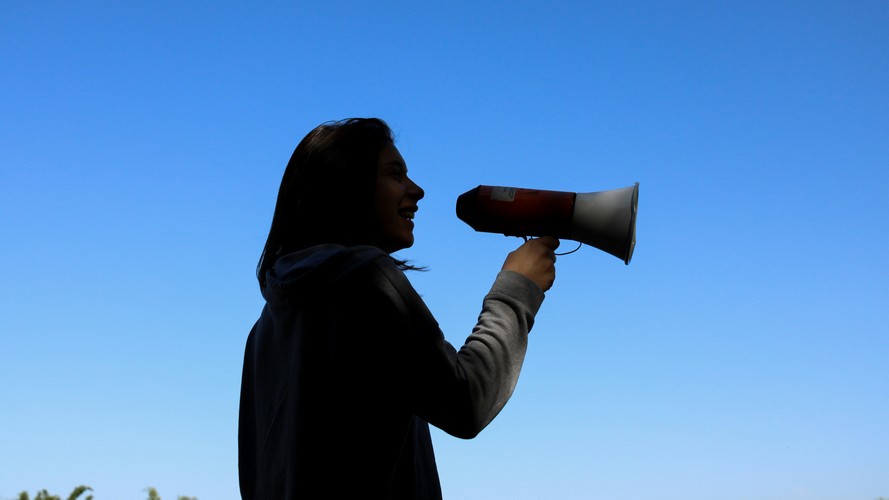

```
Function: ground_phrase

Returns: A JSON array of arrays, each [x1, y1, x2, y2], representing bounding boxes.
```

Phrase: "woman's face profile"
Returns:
[[374, 144, 425, 253]]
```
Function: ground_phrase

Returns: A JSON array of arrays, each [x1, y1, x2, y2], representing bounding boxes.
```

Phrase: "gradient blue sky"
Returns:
[[2, 2, 887, 499]]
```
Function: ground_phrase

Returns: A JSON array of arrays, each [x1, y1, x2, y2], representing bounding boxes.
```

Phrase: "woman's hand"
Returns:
[[501, 236, 560, 292]]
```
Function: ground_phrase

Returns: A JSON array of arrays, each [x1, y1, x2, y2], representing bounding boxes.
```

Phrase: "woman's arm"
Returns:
[[367, 251, 548, 439]]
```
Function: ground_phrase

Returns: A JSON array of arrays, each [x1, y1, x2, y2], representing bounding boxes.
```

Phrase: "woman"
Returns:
[[238, 118, 558, 499]]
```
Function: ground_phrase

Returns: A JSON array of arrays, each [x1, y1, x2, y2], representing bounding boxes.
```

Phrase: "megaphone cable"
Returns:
[[520, 236, 582, 256], [554, 242, 582, 256]]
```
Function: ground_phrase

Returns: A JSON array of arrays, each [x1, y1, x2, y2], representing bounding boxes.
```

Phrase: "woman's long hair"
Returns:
[[256, 118, 417, 290]]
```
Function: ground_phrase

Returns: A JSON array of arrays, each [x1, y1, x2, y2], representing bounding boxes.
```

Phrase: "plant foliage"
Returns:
[[15, 486, 196, 500]]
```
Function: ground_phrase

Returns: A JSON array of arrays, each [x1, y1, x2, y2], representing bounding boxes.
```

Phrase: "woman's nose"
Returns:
[[408, 177, 425, 201]]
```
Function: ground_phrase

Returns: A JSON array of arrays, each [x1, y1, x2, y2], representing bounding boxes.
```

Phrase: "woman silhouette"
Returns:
[[238, 118, 558, 499]]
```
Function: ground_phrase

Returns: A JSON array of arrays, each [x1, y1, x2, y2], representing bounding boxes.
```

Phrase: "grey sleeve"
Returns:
[[449, 270, 545, 437]]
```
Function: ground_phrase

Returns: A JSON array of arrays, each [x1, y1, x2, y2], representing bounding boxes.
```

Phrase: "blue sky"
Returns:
[[2, 1, 887, 499]]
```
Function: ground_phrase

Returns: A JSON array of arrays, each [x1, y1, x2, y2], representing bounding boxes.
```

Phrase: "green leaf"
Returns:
[[145, 487, 161, 500], [67, 486, 93, 500]]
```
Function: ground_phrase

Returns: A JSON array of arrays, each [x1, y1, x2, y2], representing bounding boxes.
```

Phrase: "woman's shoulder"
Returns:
[[263, 244, 394, 303]]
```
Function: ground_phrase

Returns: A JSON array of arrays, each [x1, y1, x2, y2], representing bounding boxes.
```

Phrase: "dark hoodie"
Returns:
[[238, 244, 545, 499]]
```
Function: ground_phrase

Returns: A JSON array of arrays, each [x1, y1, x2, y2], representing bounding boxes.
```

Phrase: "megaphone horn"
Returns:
[[455, 183, 639, 264]]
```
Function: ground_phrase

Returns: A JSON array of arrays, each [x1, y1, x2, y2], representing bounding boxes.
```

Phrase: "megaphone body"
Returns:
[[456, 183, 639, 264]]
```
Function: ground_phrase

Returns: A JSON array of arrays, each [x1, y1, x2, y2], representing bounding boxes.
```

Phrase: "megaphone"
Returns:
[[456, 183, 639, 264]]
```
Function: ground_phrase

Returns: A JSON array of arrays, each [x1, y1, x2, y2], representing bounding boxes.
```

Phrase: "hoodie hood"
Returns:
[[262, 244, 388, 306]]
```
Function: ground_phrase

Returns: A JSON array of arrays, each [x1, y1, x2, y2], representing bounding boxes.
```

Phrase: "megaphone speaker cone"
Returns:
[[571, 183, 638, 264]]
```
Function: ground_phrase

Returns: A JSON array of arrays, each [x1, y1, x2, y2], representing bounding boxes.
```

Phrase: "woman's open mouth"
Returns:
[[398, 207, 417, 221]]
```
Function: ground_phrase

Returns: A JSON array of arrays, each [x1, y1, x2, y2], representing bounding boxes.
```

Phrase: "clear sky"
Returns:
[[2, 1, 887, 499]]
